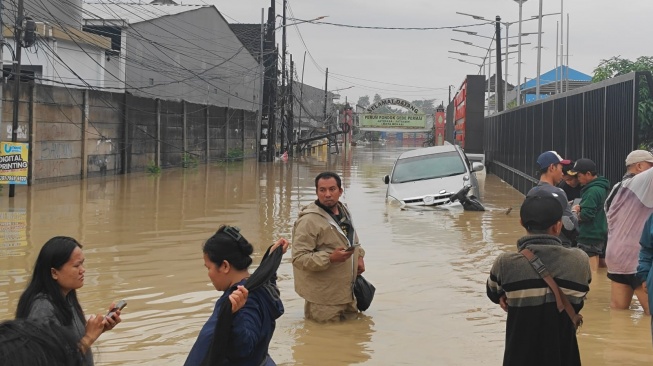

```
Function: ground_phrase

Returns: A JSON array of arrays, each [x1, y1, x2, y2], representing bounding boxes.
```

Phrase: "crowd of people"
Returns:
[[487, 149, 653, 366], [1, 171, 366, 366]]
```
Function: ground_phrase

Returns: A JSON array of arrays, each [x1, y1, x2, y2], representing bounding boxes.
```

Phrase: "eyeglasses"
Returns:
[[219, 225, 243, 242]]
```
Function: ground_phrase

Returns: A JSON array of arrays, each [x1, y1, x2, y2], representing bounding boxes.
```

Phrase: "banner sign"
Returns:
[[0, 142, 29, 185], [359, 114, 426, 129]]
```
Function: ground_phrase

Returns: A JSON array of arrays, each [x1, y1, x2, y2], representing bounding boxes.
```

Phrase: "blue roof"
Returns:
[[520, 66, 591, 90]]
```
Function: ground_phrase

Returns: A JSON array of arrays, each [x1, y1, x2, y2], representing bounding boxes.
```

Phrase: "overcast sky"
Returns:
[[189, 0, 652, 106]]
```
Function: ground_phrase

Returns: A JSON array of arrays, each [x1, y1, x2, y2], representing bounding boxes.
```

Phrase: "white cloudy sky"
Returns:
[[191, 0, 651, 105]]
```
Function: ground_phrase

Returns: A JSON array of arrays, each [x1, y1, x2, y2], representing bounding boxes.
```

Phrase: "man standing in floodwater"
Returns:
[[291, 171, 366, 322], [487, 194, 591, 366]]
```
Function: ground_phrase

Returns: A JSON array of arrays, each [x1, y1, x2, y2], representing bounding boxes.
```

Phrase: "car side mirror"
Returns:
[[383, 175, 390, 184], [472, 162, 485, 172]]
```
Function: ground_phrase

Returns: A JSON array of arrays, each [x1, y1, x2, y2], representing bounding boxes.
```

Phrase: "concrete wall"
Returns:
[[1, 81, 258, 184], [125, 7, 260, 111]]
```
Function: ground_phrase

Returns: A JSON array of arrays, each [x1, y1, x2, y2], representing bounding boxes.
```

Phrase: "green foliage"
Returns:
[[146, 160, 161, 174], [593, 56, 653, 148], [357, 95, 370, 108], [410, 99, 435, 114], [182, 153, 199, 168], [592, 56, 653, 82], [226, 148, 244, 161]]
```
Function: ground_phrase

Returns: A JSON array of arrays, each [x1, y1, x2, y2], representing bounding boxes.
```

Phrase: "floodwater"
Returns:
[[1, 144, 652, 365]]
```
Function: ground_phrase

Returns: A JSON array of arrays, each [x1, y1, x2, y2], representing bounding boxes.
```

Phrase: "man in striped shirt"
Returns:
[[487, 194, 591, 366]]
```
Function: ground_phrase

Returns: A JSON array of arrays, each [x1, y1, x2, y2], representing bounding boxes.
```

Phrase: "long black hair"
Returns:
[[15, 236, 85, 326], [0, 318, 84, 366]]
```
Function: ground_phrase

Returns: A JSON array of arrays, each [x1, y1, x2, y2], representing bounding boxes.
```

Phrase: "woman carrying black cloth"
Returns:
[[15, 236, 122, 366], [184, 225, 289, 366]]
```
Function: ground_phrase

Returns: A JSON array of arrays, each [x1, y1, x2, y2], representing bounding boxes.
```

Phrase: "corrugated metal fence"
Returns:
[[484, 71, 653, 194]]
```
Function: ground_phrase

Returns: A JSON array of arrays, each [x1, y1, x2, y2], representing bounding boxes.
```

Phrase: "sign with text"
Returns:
[[360, 114, 427, 129], [0, 142, 29, 185]]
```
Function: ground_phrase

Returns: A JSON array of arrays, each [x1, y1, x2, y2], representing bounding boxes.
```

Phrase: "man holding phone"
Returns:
[[292, 172, 366, 322]]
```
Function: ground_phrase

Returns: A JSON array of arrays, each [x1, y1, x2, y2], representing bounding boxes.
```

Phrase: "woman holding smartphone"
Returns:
[[15, 236, 122, 366], [185, 225, 289, 366]]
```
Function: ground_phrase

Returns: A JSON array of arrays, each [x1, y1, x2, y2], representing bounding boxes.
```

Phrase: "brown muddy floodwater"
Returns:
[[1, 144, 652, 365]]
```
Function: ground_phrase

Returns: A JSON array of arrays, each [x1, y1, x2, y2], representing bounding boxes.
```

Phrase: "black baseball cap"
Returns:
[[568, 158, 597, 175], [520, 194, 563, 231]]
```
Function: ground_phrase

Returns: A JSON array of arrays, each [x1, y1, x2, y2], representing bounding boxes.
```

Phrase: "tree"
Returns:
[[593, 56, 653, 148], [411, 99, 436, 115], [370, 93, 392, 114], [592, 56, 653, 82], [357, 95, 370, 109]]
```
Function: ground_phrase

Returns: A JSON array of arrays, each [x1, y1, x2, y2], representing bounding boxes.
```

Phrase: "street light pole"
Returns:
[[514, 0, 527, 106], [504, 22, 510, 110], [535, 0, 543, 100], [495, 16, 504, 112]]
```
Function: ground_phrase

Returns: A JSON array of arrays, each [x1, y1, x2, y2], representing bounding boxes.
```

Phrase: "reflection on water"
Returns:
[[1, 144, 652, 365]]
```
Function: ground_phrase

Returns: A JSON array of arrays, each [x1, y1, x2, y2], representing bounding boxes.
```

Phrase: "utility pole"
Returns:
[[296, 51, 306, 154], [495, 15, 504, 112], [279, 0, 286, 155], [448, 85, 452, 104], [256, 8, 264, 162], [261, 1, 276, 161], [323, 67, 328, 122], [287, 55, 294, 155], [9, 0, 24, 197], [0, 0, 4, 160], [323, 67, 329, 151]]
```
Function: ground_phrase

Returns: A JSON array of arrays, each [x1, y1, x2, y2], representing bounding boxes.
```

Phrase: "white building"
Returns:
[[2, 0, 111, 89]]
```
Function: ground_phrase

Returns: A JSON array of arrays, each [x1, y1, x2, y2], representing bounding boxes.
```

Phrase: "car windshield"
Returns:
[[391, 151, 466, 183]]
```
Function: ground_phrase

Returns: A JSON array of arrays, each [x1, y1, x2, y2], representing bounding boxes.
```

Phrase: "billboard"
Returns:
[[359, 114, 427, 129], [0, 142, 29, 185]]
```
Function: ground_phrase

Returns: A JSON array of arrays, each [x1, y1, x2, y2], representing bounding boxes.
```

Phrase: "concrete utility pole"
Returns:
[[9, 0, 23, 197], [288, 55, 293, 155], [296, 51, 306, 154], [260, 1, 276, 162], [495, 15, 504, 112], [0, 0, 4, 149], [323, 67, 328, 122], [279, 0, 287, 155], [257, 8, 264, 162]]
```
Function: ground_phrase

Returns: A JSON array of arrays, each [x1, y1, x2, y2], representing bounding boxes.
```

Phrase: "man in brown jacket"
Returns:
[[292, 172, 366, 322]]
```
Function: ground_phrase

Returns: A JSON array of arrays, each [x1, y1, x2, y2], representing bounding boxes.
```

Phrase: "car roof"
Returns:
[[397, 145, 460, 160]]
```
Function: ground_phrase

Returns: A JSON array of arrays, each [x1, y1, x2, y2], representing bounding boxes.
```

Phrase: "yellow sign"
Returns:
[[360, 114, 427, 129], [0, 142, 29, 185]]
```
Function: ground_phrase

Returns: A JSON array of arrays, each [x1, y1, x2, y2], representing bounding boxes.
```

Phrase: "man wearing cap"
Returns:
[[606, 150, 653, 313], [487, 195, 590, 366], [569, 158, 611, 272], [558, 160, 582, 202], [527, 151, 578, 247]]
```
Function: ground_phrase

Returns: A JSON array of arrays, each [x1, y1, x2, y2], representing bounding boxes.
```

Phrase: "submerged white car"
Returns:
[[383, 145, 484, 208]]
